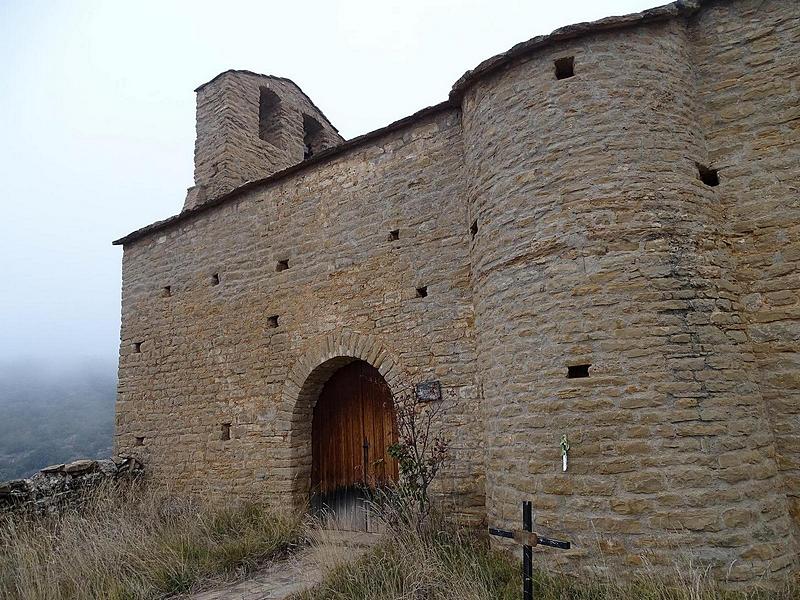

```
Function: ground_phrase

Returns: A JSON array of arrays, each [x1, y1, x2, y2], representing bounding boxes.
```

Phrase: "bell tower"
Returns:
[[184, 70, 343, 210]]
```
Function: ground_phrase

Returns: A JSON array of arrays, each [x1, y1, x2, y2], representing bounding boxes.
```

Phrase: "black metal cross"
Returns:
[[489, 501, 571, 600]]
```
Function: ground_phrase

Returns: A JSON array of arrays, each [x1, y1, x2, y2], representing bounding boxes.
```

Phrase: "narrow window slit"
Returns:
[[388, 229, 400, 242], [211, 273, 220, 286], [268, 315, 279, 328], [135, 436, 145, 446], [555, 56, 575, 80], [697, 163, 719, 187], [567, 364, 590, 379], [470, 220, 478, 240], [416, 286, 428, 298], [276, 259, 289, 272], [133, 342, 142, 353], [221, 423, 231, 441]]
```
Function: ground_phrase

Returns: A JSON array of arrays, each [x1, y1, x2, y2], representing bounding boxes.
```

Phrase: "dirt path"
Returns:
[[188, 548, 322, 600], [187, 531, 380, 600]]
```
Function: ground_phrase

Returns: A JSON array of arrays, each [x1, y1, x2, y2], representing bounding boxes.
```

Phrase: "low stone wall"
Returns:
[[0, 457, 142, 515]]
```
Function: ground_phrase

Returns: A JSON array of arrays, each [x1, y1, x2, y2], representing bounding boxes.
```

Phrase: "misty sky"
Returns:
[[0, 0, 656, 366]]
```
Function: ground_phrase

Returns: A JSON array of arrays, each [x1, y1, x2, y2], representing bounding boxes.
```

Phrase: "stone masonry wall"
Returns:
[[460, 3, 797, 583], [690, 0, 800, 547], [117, 107, 484, 522], [115, 0, 799, 586], [0, 458, 142, 516], [190, 72, 343, 207]]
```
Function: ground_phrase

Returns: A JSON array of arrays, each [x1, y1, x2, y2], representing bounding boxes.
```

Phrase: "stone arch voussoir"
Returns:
[[278, 330, 409, 507]]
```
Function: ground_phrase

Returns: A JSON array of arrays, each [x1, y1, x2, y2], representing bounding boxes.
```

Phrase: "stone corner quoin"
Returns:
[[112, 0, 800, 585]]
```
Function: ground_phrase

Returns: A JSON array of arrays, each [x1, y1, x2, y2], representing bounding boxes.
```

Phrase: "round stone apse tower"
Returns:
[[459, 16, 797, 581]]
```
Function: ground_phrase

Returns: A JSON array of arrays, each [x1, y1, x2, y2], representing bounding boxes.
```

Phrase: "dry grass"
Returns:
[[0, 482, 303, 600], [295, 520, 516, 600], [295, 518, 798, 600], [303, 524, 373, 575], [1, 484, 796, 600]]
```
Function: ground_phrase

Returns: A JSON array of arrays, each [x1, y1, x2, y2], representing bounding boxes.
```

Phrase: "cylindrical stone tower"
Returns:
[[460, 15, 796, 581]]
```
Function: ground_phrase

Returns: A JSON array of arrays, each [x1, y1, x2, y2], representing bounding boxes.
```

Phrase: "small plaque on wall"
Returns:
[[415, 380, 442, 402]]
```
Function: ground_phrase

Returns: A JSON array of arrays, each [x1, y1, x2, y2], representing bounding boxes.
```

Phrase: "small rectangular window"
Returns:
[[133, 342, 142, 353], [697, 163, 719, 187], [567, 364, 590, 378], [470, 220, 478, 240], [162, 286, 172, 297], [276, 259, 289, 272], [388, 229, 400, 242], [135, 436, 145, 446], [268, 315, 279, 328], [416, 286, 428, 298], [555, 56, 575, 80], [221, 423, 231, 441], [211, 273, 220, 286]]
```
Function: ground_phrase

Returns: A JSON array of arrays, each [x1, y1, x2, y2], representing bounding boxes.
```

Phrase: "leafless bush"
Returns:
[[380, 387, 450, 531]]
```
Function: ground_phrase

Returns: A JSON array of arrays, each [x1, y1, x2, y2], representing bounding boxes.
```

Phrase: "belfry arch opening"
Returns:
[[310, 360, 398, 530], [303, 113, 324, 160], [258, 87, 282, 146]]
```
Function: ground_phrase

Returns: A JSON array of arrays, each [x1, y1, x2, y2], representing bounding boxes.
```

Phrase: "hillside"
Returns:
[[0, 359, 116, 480]]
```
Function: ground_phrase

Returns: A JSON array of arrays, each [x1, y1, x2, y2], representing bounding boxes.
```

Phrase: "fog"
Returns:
[[0, 356, 116, 479], [0, 0, 656, 474]]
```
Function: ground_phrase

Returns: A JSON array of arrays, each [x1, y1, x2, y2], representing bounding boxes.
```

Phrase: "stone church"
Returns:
[[114, 0, 799, 584]]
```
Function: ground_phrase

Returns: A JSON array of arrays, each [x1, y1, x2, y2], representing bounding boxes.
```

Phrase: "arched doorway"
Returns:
[[311, 360, 398, 530]]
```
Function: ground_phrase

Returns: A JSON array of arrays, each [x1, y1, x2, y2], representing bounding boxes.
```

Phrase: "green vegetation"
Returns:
[[0, 483, 303, 599]]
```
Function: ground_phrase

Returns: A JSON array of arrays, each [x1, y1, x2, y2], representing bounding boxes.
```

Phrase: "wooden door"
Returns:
[[311, 361, 398, 528]]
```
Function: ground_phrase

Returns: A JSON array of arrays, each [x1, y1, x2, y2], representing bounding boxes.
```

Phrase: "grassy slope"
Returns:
[[1, 486, 797, 600], [0, 484, 303, 600]]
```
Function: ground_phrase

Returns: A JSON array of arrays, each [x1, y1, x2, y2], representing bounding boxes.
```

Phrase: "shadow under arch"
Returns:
[[279, 331, 408, 509]]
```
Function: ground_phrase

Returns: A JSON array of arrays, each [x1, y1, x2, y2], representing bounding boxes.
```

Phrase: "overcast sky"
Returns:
[[0, 0, 657, 366]]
